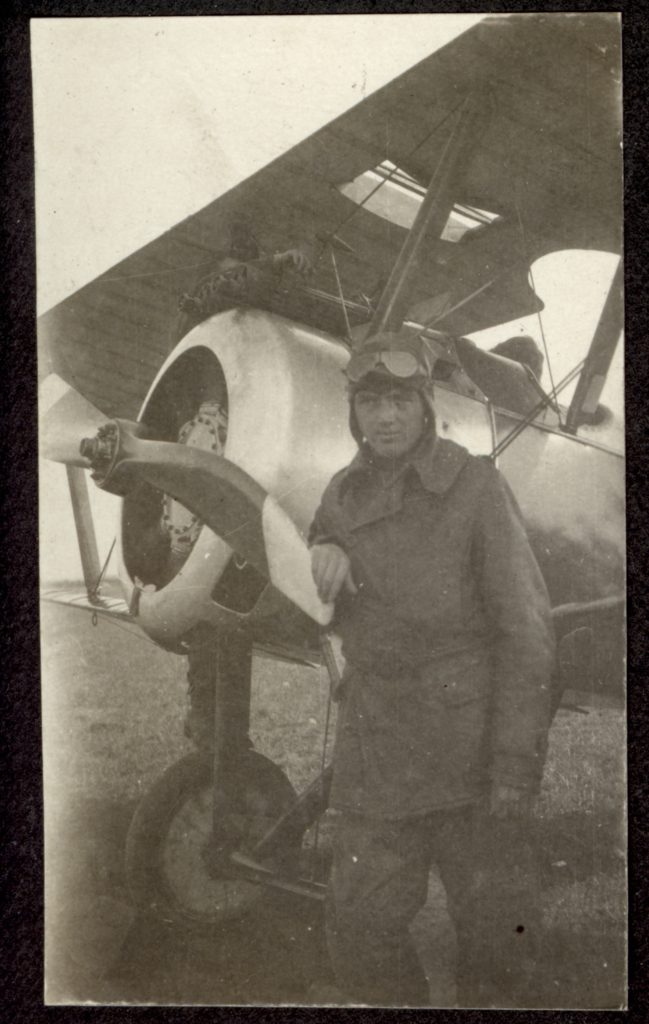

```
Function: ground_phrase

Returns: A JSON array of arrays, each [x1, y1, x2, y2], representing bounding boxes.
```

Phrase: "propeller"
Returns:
[[39, 375, 333, 627], [39, 374, 110, 466], [83, 421, 333, 625]]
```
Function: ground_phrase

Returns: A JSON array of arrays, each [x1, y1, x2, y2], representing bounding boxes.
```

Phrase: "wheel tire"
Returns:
[[125, 750, 300, 930]]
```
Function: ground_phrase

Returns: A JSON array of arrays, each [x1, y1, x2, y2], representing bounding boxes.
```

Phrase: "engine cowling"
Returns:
[[115, 308, 355, 652]]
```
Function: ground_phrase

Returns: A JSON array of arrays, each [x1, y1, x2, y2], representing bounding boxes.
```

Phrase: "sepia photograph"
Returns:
[[34, 12, 625, 1008]]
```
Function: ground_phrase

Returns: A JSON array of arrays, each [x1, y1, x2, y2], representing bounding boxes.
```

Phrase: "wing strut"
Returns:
[[565, 260, 623, 434], [366, 92, 486, 344], [65, 466, 102, 603]]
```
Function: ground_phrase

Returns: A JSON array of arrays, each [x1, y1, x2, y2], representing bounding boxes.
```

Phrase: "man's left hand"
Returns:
[[489, 784, 535, 819], [276, 248, 313, 276]]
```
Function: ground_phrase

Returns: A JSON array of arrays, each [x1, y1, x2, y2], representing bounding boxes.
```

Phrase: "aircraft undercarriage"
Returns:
[[124, 651, 336, 931]]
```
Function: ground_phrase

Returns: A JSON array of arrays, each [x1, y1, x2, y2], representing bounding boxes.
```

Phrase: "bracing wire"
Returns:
[[489, 359, 585, 461], [316, 93, 482, 345], [330, 246, 353, 343], [90, 537, 117, 599], [418, 277, 498, 333], [311, 95, 468, 312], [328, 99, 464, 246]]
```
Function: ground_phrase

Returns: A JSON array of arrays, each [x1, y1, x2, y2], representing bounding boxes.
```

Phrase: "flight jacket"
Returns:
[[309, 431, 555, 818]]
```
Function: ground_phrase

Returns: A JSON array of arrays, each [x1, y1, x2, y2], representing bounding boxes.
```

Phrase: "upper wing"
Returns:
[[38, 13, 621, 421]]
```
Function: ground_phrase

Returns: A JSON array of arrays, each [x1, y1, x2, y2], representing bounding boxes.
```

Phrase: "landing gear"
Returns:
[[125, 637, 338, 930], [125, 750, 301, 929]]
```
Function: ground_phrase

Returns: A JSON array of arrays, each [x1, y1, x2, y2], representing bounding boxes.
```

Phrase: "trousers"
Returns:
[[325, 804, 543, 1008]]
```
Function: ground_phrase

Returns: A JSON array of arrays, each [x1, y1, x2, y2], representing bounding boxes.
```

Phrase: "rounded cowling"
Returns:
[[115, 308, 355, 652]]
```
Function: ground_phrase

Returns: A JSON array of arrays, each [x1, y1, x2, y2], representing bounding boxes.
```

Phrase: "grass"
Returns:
[[41, 601, 626, 1007]]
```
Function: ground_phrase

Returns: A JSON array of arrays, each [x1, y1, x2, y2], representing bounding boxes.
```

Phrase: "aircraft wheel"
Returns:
[[125, 750, 300, 930]]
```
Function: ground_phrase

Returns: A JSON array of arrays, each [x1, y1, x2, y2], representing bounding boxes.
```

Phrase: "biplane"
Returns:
[[39, 13, 624, 926]]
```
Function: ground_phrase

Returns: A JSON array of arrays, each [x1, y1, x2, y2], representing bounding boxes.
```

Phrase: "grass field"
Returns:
[[41, 601, 626, 1007]]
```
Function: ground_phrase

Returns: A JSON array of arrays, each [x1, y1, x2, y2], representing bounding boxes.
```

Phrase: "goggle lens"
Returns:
[[346, 349, 425, 382]]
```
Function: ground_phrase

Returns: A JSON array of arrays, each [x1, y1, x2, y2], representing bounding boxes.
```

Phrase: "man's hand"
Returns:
[[275, 248, 313, 276], [311, 543, 357, 604], [489, 784, 535, 820]]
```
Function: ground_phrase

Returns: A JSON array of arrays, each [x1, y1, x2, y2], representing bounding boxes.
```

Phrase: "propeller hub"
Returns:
[[80, 422, 118, 476]]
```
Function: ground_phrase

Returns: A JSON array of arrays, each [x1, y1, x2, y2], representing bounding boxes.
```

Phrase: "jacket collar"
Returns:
[[342, 431, 470, 497]]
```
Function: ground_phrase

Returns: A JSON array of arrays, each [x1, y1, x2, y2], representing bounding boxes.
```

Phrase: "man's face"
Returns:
[[354, 385, 427, 459]]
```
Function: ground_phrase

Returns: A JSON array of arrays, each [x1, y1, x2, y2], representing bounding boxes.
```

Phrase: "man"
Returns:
[[176, 216, 314, 342], [309, 332, 555, 1007]]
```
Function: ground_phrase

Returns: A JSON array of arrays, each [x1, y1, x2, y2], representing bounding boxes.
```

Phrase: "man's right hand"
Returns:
[[311, 544, 357, 604]]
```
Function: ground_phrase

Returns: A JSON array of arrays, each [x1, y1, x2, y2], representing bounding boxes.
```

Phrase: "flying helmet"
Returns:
[[345, 331, 436, 445]]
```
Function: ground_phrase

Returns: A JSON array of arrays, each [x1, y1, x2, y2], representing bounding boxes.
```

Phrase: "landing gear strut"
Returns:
[[125, 748, 302, 928]]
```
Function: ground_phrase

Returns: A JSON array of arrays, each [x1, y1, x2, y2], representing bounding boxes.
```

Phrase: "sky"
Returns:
[[33, 14, 622, 583]]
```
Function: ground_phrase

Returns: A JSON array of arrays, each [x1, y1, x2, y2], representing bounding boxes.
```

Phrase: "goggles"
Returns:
[[345, 348, 429, 383]]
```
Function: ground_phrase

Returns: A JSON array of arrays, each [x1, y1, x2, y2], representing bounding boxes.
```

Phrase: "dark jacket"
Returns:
[[310, 432, 555, 817]]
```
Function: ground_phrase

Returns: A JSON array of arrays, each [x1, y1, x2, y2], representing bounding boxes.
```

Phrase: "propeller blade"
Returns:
[[147, 451, 333, 626], [143, 449, 333, 626], [260, 494, 334, 626], [85, 424, 334, 626], [39, 374, 109, 466]]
